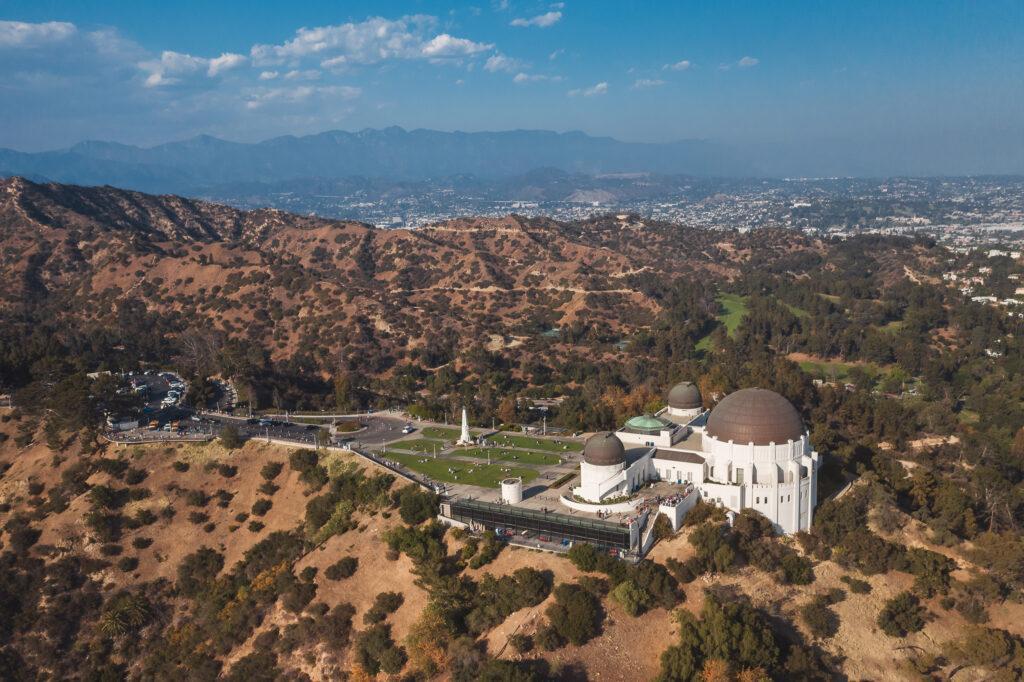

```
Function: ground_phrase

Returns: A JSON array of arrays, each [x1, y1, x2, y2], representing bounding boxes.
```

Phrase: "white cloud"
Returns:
[[484, 53, 521, 72], [139, 50, 207, 86], [633, 78, 664, 88], [568, 81, 607, 97], [510, 11, 562, 28], [0, 20, 77, 48], [663, 60, 691, 71], [421, 33, 490, 58], [320, 55, 347, 70], [284, 69, 320, 81], [251, 15, 490, 67], [207, 52, 247, 76], [549, 48, 565, 60], [259, 71, 278, 80], [140, 50, 247, 86], [513, 72, 562, 84], [550, 2, 565, 9], [245, 84, 361, 109], [738, 56, 759, 67]]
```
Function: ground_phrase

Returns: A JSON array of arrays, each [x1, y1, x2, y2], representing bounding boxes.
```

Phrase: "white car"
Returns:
[[402, 425, 415, 434]]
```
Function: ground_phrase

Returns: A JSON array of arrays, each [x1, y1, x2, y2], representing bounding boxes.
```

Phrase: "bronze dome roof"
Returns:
[[667, 381, 702, 410], [583, 431, 626, 467], [705, 388, 804, 445]]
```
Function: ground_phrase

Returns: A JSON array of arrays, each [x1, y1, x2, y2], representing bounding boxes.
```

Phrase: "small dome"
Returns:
[[705, 388, 804, 446], [667, 381, 702, 410], [583, 431, 626, 467], [625, 414, 670, 432]]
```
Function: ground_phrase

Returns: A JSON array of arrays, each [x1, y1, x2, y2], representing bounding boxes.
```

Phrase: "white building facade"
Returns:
[[571, 383, 820, 535]]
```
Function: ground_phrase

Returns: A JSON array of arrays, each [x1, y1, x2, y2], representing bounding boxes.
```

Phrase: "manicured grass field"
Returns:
[[798, 360, 853, 381], [374, 450, 538, 487], [718, 293, 750, 334], [420, 426, 477, 440], [697, 293, 750, 351], [459, 447, 563, 466], [484, 433, 583, 452], [386, 438, 446, 453]]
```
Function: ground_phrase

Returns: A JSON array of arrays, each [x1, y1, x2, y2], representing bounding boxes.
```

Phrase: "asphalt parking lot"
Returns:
[[342, 415, 411, 448], [106, 403, 416, 450], [220, 417, 323, 445]]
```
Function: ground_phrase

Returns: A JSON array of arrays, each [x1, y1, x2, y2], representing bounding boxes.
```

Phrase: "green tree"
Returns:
[[877, 591, 925, 637], [220, 424, 243, 449], [567, 542, 597, 572], [177, 546, 224, 597], [545, 583, 602, 646], [799, 598, 836, 639], [612, 578, 653, 617], [689, 523, 734, 573]]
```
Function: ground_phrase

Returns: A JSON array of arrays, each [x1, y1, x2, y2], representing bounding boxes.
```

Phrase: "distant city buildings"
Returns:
[[205, 176, 1024, 248]]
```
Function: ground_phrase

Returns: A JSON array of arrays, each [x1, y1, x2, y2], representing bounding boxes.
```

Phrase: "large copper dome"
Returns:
[[667, 381, 702, 410], [583, 431, 626, 467], [705, 388, 804, 445]]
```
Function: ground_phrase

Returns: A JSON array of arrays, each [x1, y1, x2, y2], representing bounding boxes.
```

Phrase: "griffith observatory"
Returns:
[[570, 382, 820, 535]]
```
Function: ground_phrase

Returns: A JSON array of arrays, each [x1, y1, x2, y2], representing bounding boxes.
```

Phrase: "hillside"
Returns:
[[0, 177, 827, 370], [2, 411, 1022, 681], [2, 178, 1024, 681]]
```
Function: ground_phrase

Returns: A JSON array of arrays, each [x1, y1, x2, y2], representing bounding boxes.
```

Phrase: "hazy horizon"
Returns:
[[1, 1, 1022, 175]]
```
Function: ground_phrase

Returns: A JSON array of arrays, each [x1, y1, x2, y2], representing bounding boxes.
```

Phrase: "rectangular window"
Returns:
[[735, 468, 744, 484]]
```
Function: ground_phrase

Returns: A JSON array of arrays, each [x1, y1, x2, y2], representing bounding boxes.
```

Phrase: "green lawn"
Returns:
[[697, 293, 750, 351], [484, 433, 583, 452], [958, 409, 979, 424], [786, 304, 809, 318], [797, 360, 853, 381], [420, 426, 478, 440], [386, 438, 446, 453], [879, 321, 904, 335], [458, 447, 563, 466], [374, 450, 538, 487], [718, 293, 750, 333]]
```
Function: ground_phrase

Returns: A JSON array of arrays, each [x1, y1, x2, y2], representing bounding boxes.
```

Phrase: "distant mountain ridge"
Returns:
[[0, 126, 753, 193], [0, 127, 746, 194]]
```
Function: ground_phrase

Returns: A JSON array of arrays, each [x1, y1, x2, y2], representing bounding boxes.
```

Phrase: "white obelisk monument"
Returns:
[[457, 406, 471, 445]]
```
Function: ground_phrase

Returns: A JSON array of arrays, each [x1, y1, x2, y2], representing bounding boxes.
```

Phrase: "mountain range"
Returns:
[[0, 128, 746, 195]]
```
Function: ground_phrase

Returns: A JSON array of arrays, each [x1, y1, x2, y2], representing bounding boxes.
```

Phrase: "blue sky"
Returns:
[[1, 0, 1021, 160]]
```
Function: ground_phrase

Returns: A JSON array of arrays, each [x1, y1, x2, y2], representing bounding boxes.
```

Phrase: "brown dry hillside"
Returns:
[[0, 177, 843, 369], [1, 415, 1014, 682]]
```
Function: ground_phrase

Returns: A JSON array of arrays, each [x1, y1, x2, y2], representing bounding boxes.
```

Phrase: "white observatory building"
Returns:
[[571, 383, 819, 534]]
